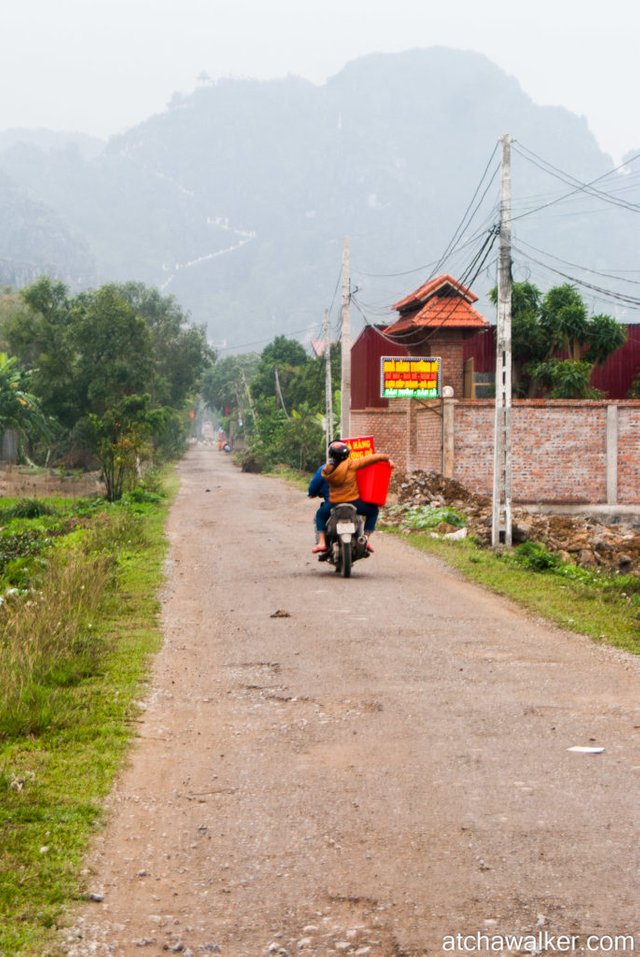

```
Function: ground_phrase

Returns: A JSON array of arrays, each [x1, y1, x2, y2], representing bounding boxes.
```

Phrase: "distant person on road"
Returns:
[[312, 440, 393, 554]]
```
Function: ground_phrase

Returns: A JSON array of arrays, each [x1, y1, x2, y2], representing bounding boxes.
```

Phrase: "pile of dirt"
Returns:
[[385, 470, 640, 575]]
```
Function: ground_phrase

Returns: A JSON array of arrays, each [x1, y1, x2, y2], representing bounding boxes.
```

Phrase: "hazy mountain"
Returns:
[[0, 48, 636, 347], [0, 170, 96, 289], [0, 128, 104, 159]]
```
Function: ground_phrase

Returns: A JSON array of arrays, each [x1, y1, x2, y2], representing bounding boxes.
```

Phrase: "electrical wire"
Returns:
[[511, 143, 640, 222], [514, 238, 640, 287], [216, 324, 323, 353], [353, 143, 500, 280], [511, 241, 640, 309], [351, 226, 499, 347], [513, 147, 640, 215]]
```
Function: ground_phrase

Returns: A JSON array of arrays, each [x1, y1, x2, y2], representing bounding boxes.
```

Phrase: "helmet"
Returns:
[[328, 440, 350, 464]]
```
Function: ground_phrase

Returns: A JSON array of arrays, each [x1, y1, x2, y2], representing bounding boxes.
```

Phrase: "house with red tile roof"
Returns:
[[386, 273, 488, 339], [351, 274, 490, 407]]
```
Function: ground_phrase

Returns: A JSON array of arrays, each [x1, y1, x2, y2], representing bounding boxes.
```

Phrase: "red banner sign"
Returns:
[[343, 435, 375, 460]]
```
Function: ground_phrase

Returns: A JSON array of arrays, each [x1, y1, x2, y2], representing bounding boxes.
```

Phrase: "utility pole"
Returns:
[[492, 133, 513, 548], [241, 368, 257, 424], [340, 236, 351, 439], [274, 367, 289, 418], [323, 308, 334, 449]]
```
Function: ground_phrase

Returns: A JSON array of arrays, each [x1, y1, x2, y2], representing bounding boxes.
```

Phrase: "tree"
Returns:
[[0, 353, 53, 451], [200, 353, 260, 430], [283, 403, 325, 471], [491, 282, 627, 398], [112, 282, 215, 407], [88, 394, 163, 502], [72, 285, 154, 414], [0, 277, 215, 474], [1, 277, 80, 428], [250, 336, 310, 411], [219, 336, 339, 471]]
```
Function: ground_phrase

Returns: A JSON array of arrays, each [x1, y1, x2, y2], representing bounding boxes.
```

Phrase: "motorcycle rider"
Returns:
[[312, 440, 393, 554]]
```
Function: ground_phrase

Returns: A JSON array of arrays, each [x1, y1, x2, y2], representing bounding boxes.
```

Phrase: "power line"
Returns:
[[353, 143, 500, 280], [425, 145, 500, 281], [215, 325, 320, 353], [514, 237, 640, 287], [511, 143, 640, 222], [351, 226, 499, 346], [514, 146, 640, 214], [511, 241, 640, 309]]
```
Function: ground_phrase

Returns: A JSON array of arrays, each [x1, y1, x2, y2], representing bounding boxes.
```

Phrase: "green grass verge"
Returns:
[[384, 528, 640, 655], [0, 480, 175, 956]]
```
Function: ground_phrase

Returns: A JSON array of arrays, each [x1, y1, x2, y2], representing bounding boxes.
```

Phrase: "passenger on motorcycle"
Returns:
[[307, 464, 332, 549], [312, 441, 393, 554]]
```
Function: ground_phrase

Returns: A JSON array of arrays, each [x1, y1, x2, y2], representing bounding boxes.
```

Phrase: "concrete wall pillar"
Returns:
[[442, 399, 455, 478], [406, 400, 418, 472]]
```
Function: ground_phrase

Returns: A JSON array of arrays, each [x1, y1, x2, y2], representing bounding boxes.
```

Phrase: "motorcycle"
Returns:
[[317, 503, 370, 577]]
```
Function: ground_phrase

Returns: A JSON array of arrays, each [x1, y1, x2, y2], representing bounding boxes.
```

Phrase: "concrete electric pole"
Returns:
[[340, 236, 351, 439], [323, 308, 334, 449], [492, 133, 513, 548]]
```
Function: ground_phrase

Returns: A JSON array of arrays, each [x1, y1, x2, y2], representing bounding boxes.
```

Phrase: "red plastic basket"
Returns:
[[356, 460, 393, 506]]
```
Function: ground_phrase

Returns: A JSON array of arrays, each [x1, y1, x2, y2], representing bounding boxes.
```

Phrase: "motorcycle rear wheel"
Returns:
[[340, 539, 352, 578]]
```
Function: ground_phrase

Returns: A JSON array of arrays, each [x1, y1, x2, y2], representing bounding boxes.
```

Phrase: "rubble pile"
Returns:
[[385, 470, 640, 576]]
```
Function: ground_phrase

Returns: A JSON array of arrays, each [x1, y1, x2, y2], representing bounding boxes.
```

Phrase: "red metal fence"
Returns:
[[463, 325, 640, 399]]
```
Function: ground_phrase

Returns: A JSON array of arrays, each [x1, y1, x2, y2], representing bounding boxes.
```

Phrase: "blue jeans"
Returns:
[[315, 501, 332, 532]]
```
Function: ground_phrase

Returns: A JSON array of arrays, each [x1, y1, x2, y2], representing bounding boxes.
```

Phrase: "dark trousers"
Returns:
[[317, 499, 379, 533]]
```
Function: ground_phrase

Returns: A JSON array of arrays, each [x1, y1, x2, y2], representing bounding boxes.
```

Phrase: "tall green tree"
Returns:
[[1, 277, 79, 427], [215, 336, 336, 471], [88, 394, 164, 501], [200, 353, 260, 430], [491, 282, 626, 398], [0, 352, 53, 449], [72, 285, 154, 414], [251, 336, 310, 412], [0, 277, 215, 473], [112, 282, 214, 406]]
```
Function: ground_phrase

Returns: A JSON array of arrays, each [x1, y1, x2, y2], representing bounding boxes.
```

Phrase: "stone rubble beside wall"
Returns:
[[384, 470, 640, 575]]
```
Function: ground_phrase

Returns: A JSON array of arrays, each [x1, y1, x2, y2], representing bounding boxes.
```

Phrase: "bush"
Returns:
[[123, 488, 163, 506], [0, 498, 55, 520], [512, 540, 562, 572], [390, 504, 466, 530]]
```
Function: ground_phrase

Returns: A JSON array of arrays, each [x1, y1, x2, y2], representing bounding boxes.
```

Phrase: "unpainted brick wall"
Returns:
[[618, 406, 640, 504], [350, 400, 640, 505], [350, 406, 409, 463], [455, 401, 608, 503]]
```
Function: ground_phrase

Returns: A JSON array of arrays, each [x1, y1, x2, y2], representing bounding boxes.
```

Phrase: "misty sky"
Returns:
[[2, 0, 639, 162]]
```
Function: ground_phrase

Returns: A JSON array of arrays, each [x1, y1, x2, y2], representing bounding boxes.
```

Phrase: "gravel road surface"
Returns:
[[62, 446, 640, 957]]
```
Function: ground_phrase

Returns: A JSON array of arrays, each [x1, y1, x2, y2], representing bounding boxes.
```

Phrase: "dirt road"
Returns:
[[63, 446, 640, 957]]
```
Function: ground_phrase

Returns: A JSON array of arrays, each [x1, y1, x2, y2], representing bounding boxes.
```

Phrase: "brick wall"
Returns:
[[455, 401, 609, 503], [351, 405, 410, 464], [414, 331, 465, 398], [351, 400, 640, 505], [414, 405, 443, 472], [619, 406, 640, 504]]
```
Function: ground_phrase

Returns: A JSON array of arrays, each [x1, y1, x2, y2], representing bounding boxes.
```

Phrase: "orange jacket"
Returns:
[[322, 453, 390, 504]]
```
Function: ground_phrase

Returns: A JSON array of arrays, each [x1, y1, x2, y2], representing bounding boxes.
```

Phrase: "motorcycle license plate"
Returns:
[[336, 521, 356, 535]]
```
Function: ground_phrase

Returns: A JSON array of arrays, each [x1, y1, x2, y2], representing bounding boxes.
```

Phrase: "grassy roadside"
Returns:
[[0, 476, 176, 956], [381, 528, 640, 655]]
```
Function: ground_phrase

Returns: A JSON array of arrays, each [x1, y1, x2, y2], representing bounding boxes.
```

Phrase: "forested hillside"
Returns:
[[1, 47, 637, 347]]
